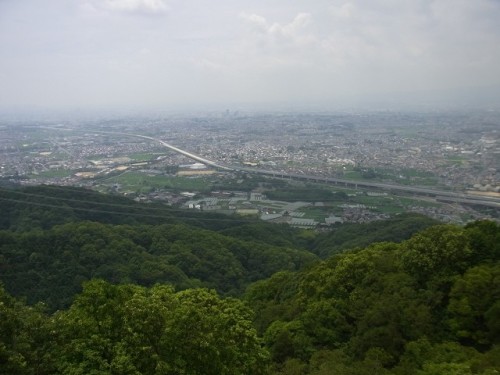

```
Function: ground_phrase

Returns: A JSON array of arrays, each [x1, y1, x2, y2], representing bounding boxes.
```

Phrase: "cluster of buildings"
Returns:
[[0, 111, 498, 226], [1, 112, 498, 194], [183, 112, 499, 193], [180, 191, 391, 227]]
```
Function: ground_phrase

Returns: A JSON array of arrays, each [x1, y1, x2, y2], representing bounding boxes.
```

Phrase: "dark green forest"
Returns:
[[0, 185, 499, 374]]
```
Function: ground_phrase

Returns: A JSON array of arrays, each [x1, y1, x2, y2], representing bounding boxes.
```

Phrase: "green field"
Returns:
[[298, 206, 331, 221], [445, 155, 468, 166], [127, 152, 166, 162], [105, 171, 212, 192], [342, 170, 364, 180], [32, 169, 74, 178], [351, 194, 394, 205], [97, 171, 445, 218], [398, 168, 435, 178], [342, 166, 440, 187], [396, 196, 440, 208]]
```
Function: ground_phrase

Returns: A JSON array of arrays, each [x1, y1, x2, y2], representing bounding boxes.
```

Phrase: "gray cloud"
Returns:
[[83, 0, 170, 14], [0, 0, 499, 111]]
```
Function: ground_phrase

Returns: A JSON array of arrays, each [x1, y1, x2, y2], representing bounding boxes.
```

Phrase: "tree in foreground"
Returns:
[[54, 280, 268, 375]]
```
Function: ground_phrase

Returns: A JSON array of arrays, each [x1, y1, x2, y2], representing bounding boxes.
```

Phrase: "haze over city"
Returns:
[[1, 0, 500, 113]]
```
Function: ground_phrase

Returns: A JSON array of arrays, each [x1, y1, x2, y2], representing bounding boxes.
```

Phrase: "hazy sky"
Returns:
[[1, 0, 500, 111]]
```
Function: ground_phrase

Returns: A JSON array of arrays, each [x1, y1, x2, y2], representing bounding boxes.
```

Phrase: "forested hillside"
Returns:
[[0, 185, 437, 310], [0, 185, 244, 231], [1, 185, 498, 374], [0, 221, 317, 310], [245, 220, 500, 374], [0, 280, 268, 375], [309, 213, 440, 258]]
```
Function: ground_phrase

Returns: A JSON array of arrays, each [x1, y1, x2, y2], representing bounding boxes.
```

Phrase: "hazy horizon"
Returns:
[[1, 0, 500, 113]]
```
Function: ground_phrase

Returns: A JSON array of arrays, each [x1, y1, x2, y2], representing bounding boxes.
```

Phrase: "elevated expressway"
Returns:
[[130, 133, 498, 209], [231, 167, 500, 209], [127, 134, 231, 171], [92, 131, 500, 210]]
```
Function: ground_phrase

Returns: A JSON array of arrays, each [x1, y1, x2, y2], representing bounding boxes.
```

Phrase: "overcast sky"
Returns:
[[1, 0, 500, 112]]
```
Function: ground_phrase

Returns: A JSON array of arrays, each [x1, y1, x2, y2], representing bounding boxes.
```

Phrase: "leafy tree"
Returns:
[[299, 298, 352, 348], [0, 284, 54, 375], [312, 213, 438, 258], [448, 263, 500, 348], [246, 222, 500, 373], [245, 271, 302, 334], [55, 280, 269, 375], [264, 320, 313, 363], [465, 220, 500, 264], [401, 225, 472, 283]]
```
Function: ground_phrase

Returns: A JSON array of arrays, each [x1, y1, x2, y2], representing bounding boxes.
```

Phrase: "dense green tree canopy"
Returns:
[[1, 185, 499, 374], [0, 221, 317, 310], [54, 280, 268, 375], [245, 221, 500, 374]]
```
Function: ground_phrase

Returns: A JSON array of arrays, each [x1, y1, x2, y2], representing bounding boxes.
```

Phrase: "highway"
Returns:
[[42, 127, 500, 209], [123, 133, 232, 171], [230, 167, 500, 208], [122, 132, 498, 209]]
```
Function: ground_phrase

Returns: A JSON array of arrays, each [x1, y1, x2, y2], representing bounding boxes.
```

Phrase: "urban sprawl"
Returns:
[[1, 111, 499, 226]]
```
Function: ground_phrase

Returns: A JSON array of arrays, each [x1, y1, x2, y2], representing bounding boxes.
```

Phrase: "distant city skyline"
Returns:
[[1, 0, 500, 112]]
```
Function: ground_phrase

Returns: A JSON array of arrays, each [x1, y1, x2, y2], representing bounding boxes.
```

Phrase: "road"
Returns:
[[42, 127, 500, 209], [120, 132, 498, 209]]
